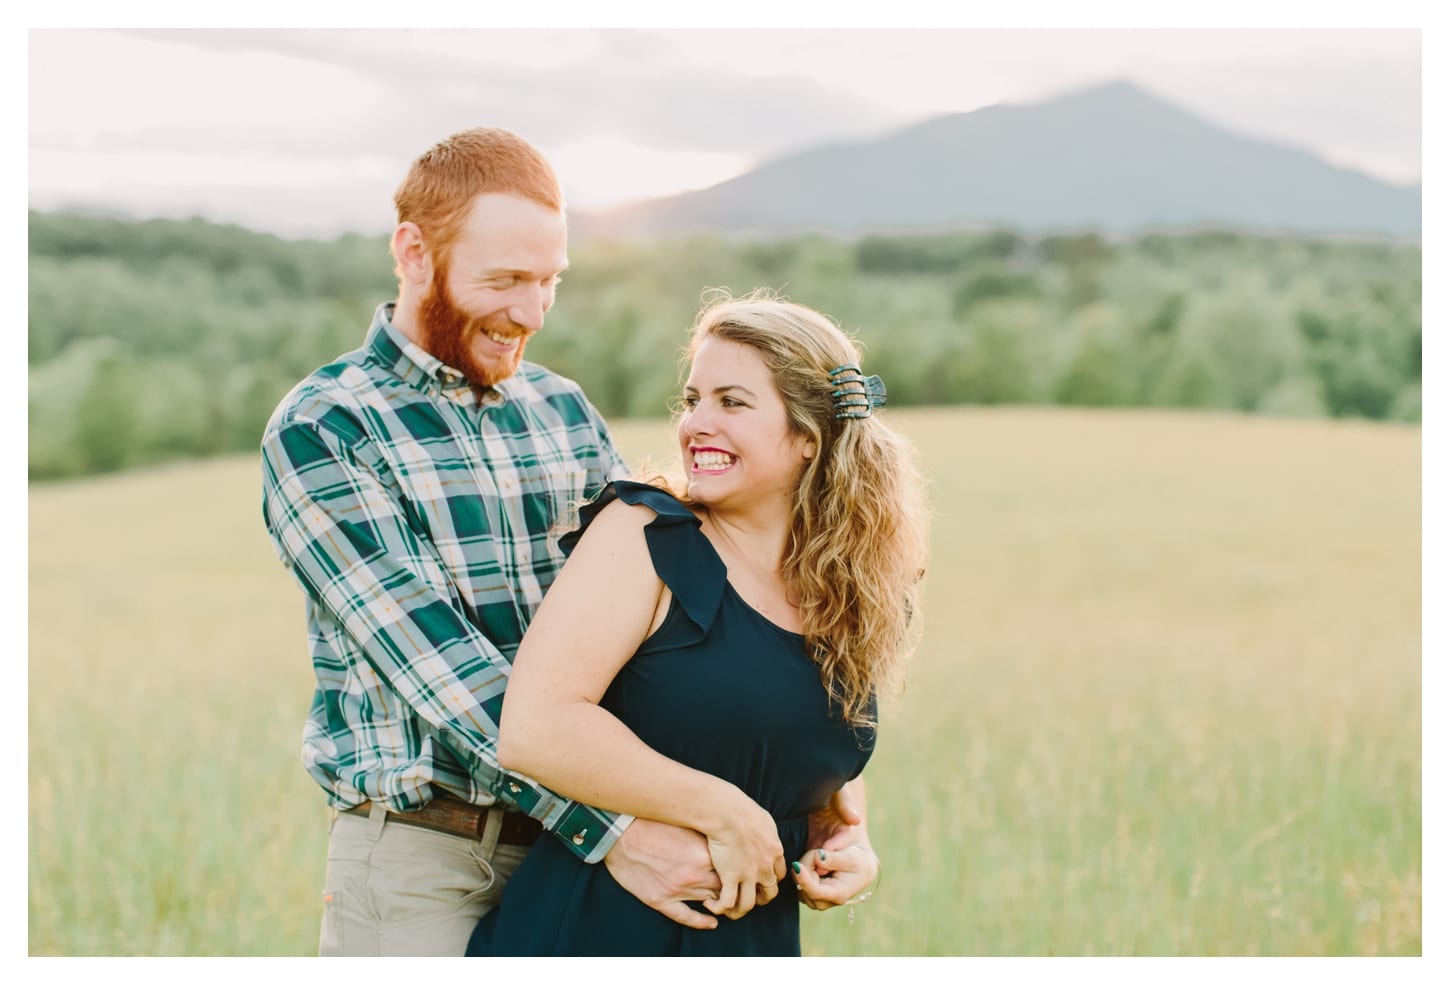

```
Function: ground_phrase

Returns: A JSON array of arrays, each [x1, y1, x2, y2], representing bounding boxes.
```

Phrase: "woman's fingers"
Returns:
[[705, 881, 753, 920], [754, 855, 789, 907], [704, 826, 786, 918], [708, 856, 787, 919], [792, 858, 832, 911], [705, 877, 741, 918], [792, 843, 878, 910]]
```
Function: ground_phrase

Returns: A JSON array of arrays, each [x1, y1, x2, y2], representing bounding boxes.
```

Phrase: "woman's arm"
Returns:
[[497, 498, 786, 919]]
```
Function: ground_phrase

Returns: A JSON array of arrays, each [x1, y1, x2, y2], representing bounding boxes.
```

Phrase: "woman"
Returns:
[[467, 292, 930, 955]]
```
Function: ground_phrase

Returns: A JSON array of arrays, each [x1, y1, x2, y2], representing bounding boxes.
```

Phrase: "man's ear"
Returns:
[[391, 222, 432, 287]]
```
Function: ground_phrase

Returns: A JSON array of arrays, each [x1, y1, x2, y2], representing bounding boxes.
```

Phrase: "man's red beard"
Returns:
[[416, 261, 533, 390]]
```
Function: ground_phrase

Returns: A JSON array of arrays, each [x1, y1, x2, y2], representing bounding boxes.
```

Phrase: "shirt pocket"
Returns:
[[545, 467, 589, 544]]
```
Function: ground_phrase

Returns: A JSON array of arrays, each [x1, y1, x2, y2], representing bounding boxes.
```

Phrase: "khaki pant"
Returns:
[[318, 802, 531, 956]]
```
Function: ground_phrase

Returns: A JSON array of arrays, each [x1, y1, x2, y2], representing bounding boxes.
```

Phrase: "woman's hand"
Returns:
[[792, 841, 879, 910], [806, 783, 864, 847], [700, 789, 787, 920]]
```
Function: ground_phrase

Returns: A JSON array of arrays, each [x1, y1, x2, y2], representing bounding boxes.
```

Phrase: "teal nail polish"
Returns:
[[818, 849, 827, 861], [791, 861, 802, 874]]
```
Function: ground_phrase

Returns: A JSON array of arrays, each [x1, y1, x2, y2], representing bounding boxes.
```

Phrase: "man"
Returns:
[[261, 127, 871, 956]]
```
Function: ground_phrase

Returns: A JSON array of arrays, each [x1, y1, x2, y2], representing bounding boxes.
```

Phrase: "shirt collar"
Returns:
[[365, 302, 511, 405]]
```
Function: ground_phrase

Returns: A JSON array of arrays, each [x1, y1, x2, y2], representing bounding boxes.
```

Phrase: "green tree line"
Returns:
[[28, 210, 1420, 479]]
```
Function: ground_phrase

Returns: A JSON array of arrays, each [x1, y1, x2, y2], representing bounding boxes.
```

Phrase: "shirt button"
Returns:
[[572, 829, 587, 846]]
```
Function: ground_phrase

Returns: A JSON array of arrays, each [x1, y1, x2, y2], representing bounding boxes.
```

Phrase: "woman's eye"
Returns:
[[682, 395, 699, 408]]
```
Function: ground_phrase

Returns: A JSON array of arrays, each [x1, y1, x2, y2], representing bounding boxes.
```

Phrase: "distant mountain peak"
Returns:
[[998, 78, 1222, 133], [1039, 78, 1160, 103], [575, 80, 1420, 240]]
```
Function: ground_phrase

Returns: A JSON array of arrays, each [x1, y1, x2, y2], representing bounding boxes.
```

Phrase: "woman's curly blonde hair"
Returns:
[[670, 290, 931, 729]]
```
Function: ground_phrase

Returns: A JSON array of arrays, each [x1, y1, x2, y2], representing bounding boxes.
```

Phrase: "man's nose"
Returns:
[[508, 282, 549, 332]]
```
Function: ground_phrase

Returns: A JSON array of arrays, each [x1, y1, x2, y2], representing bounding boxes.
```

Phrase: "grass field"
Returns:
[[27, 406, 1421, 956]]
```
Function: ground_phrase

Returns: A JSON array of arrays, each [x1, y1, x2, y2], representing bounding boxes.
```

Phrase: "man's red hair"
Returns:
[[393, 127, 563, 265]]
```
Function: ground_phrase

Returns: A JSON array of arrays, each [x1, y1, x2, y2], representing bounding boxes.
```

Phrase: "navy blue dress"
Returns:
[[466, 480, 874, 956]]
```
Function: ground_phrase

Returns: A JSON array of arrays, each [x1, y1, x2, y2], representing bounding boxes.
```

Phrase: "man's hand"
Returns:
[[603, 818, 723, 930]]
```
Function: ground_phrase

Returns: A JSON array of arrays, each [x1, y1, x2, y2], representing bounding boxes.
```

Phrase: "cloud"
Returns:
[[29, 29, 396, 157], [71, 28, 900, 163]]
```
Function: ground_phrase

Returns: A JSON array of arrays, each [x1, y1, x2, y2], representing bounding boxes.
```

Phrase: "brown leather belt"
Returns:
[[342, 795, 543, 846]]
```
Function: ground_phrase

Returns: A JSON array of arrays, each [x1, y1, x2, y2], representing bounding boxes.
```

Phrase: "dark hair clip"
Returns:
[[828, 363, 887, 419]]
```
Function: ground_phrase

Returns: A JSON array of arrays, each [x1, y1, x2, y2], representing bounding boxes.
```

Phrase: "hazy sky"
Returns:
[[27, 23, 1423, 239]]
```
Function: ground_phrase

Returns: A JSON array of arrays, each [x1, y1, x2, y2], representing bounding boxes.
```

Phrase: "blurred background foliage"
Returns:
[[27, 210, 1420, 480]]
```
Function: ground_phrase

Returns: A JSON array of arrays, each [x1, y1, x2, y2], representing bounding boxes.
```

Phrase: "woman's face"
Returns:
[[677, 335, 814, 515]]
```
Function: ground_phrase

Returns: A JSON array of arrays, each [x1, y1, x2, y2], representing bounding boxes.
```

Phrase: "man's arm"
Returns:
[[261, 412, 626, 861]]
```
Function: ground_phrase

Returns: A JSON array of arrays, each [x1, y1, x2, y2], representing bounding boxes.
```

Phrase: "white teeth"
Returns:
[[694, 451, 734, 470], [485, 331, 517, 345]]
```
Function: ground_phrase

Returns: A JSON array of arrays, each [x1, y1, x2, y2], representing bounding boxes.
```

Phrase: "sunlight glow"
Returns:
[[549, 135, 754, 211]]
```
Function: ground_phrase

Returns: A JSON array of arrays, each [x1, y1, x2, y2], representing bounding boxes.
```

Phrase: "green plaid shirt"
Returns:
[[261, 303, 630, 863]]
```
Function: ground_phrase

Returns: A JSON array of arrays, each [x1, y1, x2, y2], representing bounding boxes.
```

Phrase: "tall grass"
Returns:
[[28, 408, 1420, 955]]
